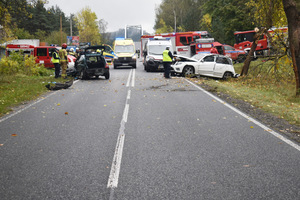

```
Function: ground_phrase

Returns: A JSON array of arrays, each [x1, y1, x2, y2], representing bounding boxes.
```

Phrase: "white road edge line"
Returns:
[[0, 79, 80, 123], [185, 78, 300, 152]]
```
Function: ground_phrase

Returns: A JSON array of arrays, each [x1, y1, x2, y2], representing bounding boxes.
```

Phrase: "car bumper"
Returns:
[[234, 73, 240, 78], [147, 60, 164, 70], [114, 57, 136, 66], [86, 68, 108, 76], [171, 64, 184, 74]]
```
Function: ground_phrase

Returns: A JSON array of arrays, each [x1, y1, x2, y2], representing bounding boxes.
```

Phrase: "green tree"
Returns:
[[74, 7, 101, 45], [241, 0, 288, 76], [0, 0, 30, 42], [154, 0, 207, 33], [14, 28, 34, 39], [201, 0, 254, 44], [45, 30, 67, 45], [155, 19, 173, 34]]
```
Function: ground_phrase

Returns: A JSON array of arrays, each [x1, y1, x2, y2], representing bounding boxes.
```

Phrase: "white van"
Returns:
[[143, 36, 174, 72]]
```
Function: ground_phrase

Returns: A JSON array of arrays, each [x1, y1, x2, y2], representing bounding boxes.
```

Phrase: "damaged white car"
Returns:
[[171, 54, 239, 79]]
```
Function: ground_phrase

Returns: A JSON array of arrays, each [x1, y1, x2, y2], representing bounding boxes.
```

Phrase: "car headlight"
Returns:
[[114, 56, 118, 60], [132, 54, 137, 60]]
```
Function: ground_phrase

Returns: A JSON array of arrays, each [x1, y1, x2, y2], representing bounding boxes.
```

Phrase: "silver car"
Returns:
[[171, 54, 239, 79]]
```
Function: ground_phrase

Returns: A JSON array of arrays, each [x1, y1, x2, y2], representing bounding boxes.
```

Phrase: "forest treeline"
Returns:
[[0, 0, 78, 45], [154, 0, 300, 45]]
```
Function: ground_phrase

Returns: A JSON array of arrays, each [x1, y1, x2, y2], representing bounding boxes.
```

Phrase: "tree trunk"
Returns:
[[240, 29, 265, 76], [282, 0, 300, 96], [241, 40, 257, 76]]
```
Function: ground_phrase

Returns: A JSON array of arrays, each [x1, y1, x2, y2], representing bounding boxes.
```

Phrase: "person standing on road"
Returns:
[[163, 46, 173, 79], [59, 43, 68, 79], [52, 48, 60, 78]]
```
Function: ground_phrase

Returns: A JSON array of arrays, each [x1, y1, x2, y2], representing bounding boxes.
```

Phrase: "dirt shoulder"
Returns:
[[198, 82, 300, 144]]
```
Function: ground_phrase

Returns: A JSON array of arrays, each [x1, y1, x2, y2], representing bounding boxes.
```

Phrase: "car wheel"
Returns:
[[223, 72, 232, 80], [182, 66, 195, 77], [105, 71, 110, 79]]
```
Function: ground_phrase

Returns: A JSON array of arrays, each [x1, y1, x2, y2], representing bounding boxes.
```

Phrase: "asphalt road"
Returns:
[[0, 60, 299, 200]]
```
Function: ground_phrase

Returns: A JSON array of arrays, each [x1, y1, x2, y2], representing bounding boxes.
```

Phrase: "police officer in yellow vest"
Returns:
[[163, 46, 173, 79], [52, 48, 60, 78], [59, 43, 68, 79]]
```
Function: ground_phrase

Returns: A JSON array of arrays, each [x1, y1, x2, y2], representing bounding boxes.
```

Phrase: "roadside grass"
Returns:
[[0, 72, 61, 116], [190, 58, 300, 126]]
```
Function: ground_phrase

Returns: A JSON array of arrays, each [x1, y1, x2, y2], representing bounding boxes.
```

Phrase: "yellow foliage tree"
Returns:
[[155, 19, 173, 34], [200, 14, 213, 34], [74, 7, 101, 45]]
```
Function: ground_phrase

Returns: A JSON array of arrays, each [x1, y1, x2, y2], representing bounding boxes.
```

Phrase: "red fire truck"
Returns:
[[141, 31, 211, 58], [6, 44, 35, 56], [6, 44, 76, 68], [190, 38, 246, 62], [234, 27, 288, 56]]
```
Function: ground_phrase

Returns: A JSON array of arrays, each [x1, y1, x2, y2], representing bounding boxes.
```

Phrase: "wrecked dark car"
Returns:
[[75, 45, 110, 80]]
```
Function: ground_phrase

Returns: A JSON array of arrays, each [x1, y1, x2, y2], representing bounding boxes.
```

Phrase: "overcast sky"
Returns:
[[45, 0, 162, 34]]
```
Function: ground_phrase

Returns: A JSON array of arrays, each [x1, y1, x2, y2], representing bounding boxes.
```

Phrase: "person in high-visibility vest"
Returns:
[[59, 43, 68, 79], [52, 48, 60, 78], [162, 46, 173, 79]]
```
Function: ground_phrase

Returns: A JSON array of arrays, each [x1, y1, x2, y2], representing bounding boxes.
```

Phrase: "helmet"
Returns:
[[70, 48, 74, 52], [62, 43, 67, 49], [97, 49, 101, 53]]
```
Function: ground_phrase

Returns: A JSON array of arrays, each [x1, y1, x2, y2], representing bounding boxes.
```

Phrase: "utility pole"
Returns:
[[70, 15, 73, 37], [60, 15, 62, 45]]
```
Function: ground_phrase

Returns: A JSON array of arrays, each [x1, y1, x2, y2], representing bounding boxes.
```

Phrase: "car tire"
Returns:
[[223, 72, 232, 80], [105, 71, 110, 79], [182, 66, 195, 77]]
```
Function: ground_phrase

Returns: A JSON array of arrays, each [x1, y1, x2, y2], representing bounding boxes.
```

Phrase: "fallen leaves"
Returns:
[[65, 112, 69, 115], [11, 134, 17, 137]]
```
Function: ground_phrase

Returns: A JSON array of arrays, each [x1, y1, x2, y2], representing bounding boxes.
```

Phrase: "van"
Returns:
[[35, 46, 76, 68], [143, 36, 174, 72], [113, 38, 137, 69], [35, 46, 56, 68]]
